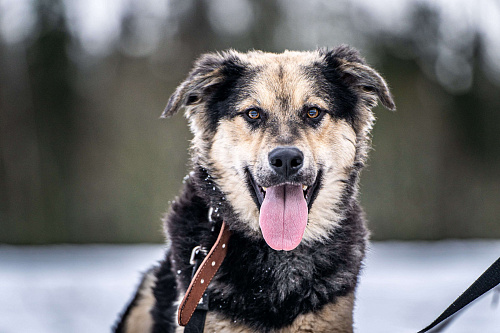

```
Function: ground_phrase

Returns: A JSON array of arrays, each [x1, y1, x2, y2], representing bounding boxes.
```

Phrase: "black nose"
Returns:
[[268, 147, 304, 178]]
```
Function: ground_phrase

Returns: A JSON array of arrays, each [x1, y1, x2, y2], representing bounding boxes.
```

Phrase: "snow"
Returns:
[[355, 241, 500, 333], [0, 241, 499, 333]]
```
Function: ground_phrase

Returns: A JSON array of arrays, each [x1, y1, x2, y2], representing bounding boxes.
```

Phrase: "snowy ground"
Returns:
[[1, 241, 499, 333]]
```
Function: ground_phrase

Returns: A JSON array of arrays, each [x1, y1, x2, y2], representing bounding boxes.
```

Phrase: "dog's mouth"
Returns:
[[246, 169, 322, 251], [246, 170, 322, 209]]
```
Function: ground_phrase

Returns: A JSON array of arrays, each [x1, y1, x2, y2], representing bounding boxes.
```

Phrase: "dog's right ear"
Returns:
[[161, 51, 242, 118]]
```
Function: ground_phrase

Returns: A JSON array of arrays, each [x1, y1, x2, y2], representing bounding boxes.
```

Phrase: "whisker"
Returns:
[[342, 134, 356, 147]]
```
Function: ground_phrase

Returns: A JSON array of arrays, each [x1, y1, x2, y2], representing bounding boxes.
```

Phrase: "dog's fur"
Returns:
[[114, 45, 395, 333]]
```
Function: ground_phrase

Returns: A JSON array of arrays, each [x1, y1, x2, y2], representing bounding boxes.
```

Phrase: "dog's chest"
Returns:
[[175, 293, 354, 333]]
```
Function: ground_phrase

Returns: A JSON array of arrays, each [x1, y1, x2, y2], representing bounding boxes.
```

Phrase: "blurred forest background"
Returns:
[[1, 0, 500, 244]]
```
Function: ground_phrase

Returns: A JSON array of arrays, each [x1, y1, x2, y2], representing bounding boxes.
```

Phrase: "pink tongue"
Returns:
[[259, 184, 308, 251]]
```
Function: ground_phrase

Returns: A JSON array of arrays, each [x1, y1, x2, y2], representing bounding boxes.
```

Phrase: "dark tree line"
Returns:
[[1, 0, 499, 243]]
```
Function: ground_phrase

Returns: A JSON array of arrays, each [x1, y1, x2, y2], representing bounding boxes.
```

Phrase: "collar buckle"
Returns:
[[189, 245, 208, 266]]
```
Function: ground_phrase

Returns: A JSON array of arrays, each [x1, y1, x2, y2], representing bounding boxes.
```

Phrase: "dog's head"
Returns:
[[163, 46, 394, 251]]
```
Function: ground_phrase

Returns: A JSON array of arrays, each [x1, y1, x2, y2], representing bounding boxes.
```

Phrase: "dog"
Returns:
[[114, 45, 395, 333]]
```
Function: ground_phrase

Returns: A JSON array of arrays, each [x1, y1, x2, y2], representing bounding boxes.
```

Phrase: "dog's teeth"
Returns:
[[302, 185, 308, 191], [262, 187, 267, 192]]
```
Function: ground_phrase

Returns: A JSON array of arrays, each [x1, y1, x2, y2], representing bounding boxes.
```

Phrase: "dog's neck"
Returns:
[[166, 170, 368, 331]]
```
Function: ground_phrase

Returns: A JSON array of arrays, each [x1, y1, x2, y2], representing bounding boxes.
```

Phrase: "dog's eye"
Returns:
[[307, 107, 320, 119], [247, 109, 260, 120]]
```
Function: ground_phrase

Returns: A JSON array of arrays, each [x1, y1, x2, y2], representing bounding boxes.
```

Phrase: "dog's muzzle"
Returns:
[[244, 146, 324, 251]]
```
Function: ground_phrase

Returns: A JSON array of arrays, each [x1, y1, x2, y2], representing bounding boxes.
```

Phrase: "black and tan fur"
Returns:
[[114, 45, 395, 333]]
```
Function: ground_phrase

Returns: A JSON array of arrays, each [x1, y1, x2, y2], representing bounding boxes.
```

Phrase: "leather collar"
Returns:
[[178, 221, 232, 326]]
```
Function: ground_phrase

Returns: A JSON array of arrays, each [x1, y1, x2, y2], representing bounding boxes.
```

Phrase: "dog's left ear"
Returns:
[[322, 46, 396, 111], [161, 51, 244, 118]]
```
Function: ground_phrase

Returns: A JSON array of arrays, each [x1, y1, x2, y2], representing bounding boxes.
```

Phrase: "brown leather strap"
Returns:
[[178, 221, 231, 326]]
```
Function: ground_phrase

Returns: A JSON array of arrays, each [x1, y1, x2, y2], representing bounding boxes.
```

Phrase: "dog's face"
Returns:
[[163, 47, 394, 251]]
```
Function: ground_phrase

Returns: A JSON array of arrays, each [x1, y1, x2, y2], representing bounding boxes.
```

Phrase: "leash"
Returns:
[[417, 257, 500, 333], [178, 221, 231, 330]]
